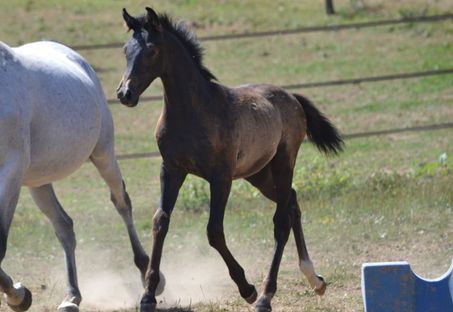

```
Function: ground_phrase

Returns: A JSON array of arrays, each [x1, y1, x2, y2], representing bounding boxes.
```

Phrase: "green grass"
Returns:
[[0, 1, 452, 311]]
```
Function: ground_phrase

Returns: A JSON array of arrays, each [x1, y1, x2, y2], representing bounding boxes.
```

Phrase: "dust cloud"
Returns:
[[49, 236, 242, 311]]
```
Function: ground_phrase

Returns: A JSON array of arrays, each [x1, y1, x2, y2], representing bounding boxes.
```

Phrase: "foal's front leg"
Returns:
[[207, 174, 257, 304], [140, 164, 186, 312]]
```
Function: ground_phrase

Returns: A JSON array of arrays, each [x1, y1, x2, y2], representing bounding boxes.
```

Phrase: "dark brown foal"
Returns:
[[117, 7, 342, 312]]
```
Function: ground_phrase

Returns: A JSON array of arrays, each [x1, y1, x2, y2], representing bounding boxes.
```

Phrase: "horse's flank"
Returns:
[[0, 41, 105, 187], [0, 39, 150, 311]]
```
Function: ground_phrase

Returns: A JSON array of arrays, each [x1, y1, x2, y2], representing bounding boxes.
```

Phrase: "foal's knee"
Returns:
[[207, 224, 224, 248], [152, 209, 170, 238]]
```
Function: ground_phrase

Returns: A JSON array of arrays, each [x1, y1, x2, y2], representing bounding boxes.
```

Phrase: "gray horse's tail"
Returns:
[[293, 93, 344, 155]]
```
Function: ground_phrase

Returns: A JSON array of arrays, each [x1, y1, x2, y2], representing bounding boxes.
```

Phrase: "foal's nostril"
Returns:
[[125, 89, 131, 100], [117, 89, 132, 101]]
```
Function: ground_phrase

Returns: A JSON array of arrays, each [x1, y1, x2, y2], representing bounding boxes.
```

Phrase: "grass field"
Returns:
[[0, 1, 452, 311]]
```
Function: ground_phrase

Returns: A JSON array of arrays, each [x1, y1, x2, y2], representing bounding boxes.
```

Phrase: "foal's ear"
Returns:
[[122, 8, 140, 31], [146, 7, 161, 31]]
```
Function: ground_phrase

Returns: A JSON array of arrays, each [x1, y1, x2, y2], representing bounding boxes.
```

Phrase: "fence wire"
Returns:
[[115, 122, 453, 161], [72, 13, 453, 51], [107, 68, 453, 105], [85, 12, 453, 161]]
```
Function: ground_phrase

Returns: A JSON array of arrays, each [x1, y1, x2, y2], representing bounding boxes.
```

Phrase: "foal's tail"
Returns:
[[293, 93, 344, 155]]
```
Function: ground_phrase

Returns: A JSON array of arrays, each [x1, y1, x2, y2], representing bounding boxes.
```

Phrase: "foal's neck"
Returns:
[[160, 33, 215, 117]]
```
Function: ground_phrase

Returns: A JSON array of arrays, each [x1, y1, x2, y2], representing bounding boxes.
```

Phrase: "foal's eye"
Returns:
[[146, 46, 158, 57]]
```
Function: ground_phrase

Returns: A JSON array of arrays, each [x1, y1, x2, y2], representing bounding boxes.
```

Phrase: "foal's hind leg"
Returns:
[[290, 190, 326, 295], [252, 149, 295, 312], [246, 162, 325, 311], [90, 150, 151, 287], [29, 184, 80, 312], [207, 172, 257, 304]]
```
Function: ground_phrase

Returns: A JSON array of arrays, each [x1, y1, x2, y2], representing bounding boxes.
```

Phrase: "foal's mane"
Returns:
[[137, 13, 217, 82]]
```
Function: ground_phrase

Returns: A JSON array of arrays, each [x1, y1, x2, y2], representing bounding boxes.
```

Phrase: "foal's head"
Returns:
[[117, 7, 216, 107], [117, 8, 163, 107]]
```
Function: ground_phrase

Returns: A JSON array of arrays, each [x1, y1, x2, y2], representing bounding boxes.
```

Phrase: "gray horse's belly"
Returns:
[[22, 95, 102, 187]]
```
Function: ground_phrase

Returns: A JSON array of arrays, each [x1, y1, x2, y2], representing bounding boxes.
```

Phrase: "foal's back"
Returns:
[[0, 41, 107, 187]]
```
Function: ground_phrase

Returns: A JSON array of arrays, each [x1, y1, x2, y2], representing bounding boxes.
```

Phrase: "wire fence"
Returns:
[[115, 122, 453, 161], [107, 68, 453, 105], [83, 12, 452, 161], [72, 13, 453, 51]]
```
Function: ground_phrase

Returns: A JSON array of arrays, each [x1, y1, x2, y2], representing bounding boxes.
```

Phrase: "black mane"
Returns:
[[137, 13, 217, 82]]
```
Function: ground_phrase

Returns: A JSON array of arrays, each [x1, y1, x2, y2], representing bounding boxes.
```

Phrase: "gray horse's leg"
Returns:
[[90, 150, 151, 286], [0, 154, 32, 312], [29, 184, 80, 312], [0, 189, 33, 312]]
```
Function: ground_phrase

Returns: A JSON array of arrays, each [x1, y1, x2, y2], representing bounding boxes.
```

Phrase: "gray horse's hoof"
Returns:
[[57, 301, 79, 312], [314, 275, 327, 296], [140, 302, 156, 312], [6, 286, 32, 312]]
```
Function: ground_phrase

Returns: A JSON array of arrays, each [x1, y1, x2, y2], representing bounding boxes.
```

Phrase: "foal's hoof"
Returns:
[[140, 302, 156, 312], [243, 285, 258, 304], [6, 286, 32, 312], [314, 275, 327, 296], [57, 301, 79, 312]]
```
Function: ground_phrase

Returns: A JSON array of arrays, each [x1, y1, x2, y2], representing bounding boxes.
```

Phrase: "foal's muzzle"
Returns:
[[117, 80, 139, 107]]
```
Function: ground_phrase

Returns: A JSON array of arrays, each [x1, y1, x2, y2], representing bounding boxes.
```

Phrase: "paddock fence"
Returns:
[[71, 13, 453, 51], [71, 13, 453, 161]]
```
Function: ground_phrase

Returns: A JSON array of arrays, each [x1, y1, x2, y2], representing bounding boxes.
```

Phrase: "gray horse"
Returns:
[[0, 41, 155, 312]]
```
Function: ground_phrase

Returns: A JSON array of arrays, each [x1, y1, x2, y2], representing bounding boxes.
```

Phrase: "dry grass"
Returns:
[[0, 1, 452, 311]]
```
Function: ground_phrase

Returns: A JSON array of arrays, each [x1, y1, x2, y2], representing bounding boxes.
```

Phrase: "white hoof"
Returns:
[[58, 301, 79, 312], [155, 271, 166, 296]]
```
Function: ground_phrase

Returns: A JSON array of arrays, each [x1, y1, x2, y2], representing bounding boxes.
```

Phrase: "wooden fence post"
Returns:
[[326, 0, 335, 15]]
